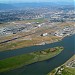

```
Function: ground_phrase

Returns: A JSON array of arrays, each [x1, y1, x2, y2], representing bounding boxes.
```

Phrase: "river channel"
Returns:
[[0, 34, 75, 75]]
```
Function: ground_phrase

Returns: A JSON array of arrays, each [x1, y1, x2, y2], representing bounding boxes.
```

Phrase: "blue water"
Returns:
[[0, 35, 75, 75]]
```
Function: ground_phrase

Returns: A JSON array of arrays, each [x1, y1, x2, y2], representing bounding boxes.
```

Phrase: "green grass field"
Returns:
[[61, 66, 75, 75], [0, 47, 63, 72], [24, 18, 45, 23]]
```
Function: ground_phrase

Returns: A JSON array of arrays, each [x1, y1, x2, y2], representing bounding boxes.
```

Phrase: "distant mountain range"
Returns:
[[0, 3, 15, 9], [0, 2, 74, 10]]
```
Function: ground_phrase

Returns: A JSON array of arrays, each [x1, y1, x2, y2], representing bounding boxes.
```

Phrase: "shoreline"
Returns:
[[47, 55, 75, 75]]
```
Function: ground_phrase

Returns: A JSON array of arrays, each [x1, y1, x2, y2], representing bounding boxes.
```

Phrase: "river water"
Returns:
[[0, 35, 75, 75]]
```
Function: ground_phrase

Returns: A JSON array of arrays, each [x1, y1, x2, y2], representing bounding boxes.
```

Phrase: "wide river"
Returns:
[[0, 34, 75, 75]]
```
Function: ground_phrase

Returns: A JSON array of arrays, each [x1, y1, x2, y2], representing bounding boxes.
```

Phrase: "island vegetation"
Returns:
[[0, 46, 63, 72]]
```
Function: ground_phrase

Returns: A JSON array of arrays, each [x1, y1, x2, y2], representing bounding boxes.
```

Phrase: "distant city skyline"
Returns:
[[0, 0, 74, 3]]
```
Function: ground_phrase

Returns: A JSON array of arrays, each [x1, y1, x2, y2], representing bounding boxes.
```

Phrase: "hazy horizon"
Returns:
[[0, 0, 74, 3]]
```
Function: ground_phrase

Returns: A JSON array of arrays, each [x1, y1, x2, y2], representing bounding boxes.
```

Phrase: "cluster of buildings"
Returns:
[[54, 26, 75, 37], [0, 22, 34, 36], [66, 60, 75, 68], [0, 4, 75, 23]]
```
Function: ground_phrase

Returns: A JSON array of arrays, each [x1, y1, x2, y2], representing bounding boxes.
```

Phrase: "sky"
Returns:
[[0, 0, 74, 3]]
